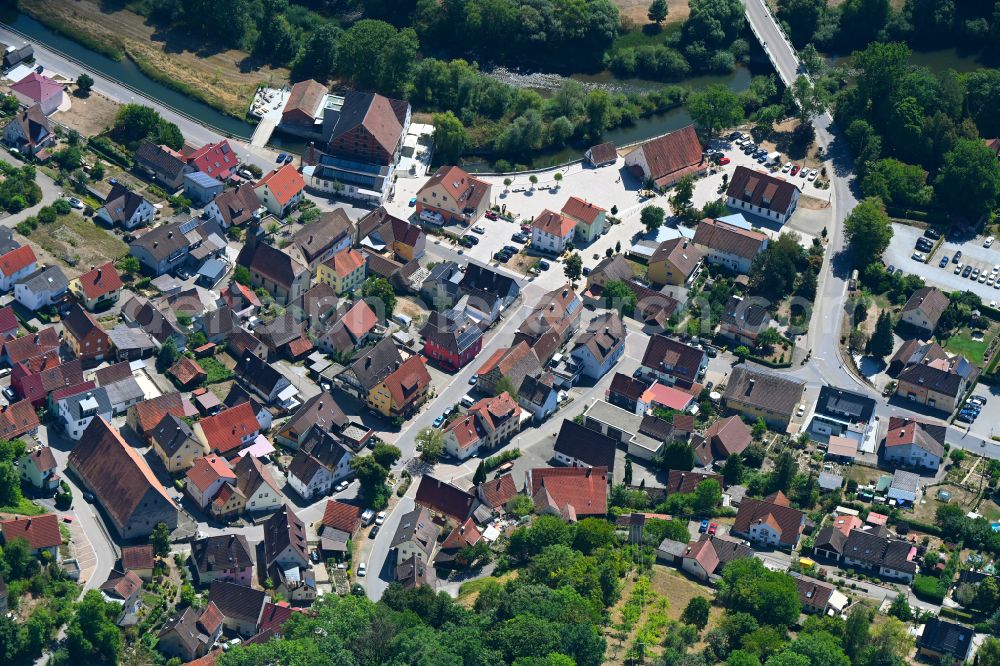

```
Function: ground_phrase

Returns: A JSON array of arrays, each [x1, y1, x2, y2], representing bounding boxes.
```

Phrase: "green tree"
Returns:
[[722, 453, 743, 485], [688, 85, 744, 135], [785, 631, 849, 666], [624, 459, 633, 486], [648, 0, 669, 25], [860, 158, 933, 207], [693, 479, 722, 513], [151, 522, 171, 558], [844, 198, 893, 268], [719, 558, 801, 627], [602, 280, 637, 316], [886, 593, 912, 621], [682, 596, 711, 630], [869, 311, 894, 358], [76, 73, 94, 95], [669, 175, 696, 218], [641, 205, 665, 232], [770, 450, 798, 494], [362, 277, 397, 319], [293, 22, 341, 80], [65, 590, 122, 665], [752, 417, 767, 439], [156, 338, 179, 372], [659, 441, 695, 472], [867, 617, 913, 664], [572, 518, 616, 555], [116, 254, 141, 276], [791, 75, 826, 125], [777, 0, 825, 45], [350, 455, 389, 491], [473, 460, 487, 485], [977, 637, 1000, 666], [372, 443, 402, 469], [417, 427, 445, 464], [756, 327, 783, 352], [232, 264, 251, 286], [563, 253, 583, 282], [432, 111, 468, 164], [935, 138, 1000, 220]]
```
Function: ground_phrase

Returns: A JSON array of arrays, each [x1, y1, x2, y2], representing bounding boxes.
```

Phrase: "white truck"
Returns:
[[766, 151, 781, 166]]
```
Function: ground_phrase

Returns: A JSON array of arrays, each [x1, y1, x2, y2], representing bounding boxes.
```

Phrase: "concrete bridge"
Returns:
[[742, 0, 802, 87]]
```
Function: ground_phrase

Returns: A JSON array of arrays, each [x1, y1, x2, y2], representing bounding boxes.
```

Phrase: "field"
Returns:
[[22, 213, 128, 276], [52, 91, 120, 138], [20, 0, 290, 117], [614, 0, 690, 28], [942, 324, 999, 366]]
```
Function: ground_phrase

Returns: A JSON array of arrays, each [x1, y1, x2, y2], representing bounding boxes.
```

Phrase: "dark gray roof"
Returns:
[[208, 580, 266, 624], [191, 534, 254, 575], [918, 618, 973, 660], [130, 219, 192, 262], [553, 419, 616, 470], [390, 505, 440, 559], [724, 366, 805, 419], [100, 182, 150, 224], [60, 388, 112, 420], [16, 265, 68, 294], [135, 141, 189, 181], [150, 414, 198, 459], [815, 385, 876, 424], [346, 337, 402, 392], [843, 529, 917, 573], [235, 352, 288, 396]]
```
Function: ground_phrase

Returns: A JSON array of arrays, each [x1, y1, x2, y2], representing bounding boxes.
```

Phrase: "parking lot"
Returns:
[[884, 224, 1000, 305]]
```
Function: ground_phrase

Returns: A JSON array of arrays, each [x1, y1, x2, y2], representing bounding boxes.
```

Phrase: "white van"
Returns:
[[460, 395, 475, 408], [766, 152, 781, 165]]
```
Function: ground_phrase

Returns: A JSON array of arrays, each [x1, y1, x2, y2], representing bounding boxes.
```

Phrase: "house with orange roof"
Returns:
[[193, 402, 261, 457], [169, 356, 206, 388], [526, 466, 608, 521], [254, 164, 304, 217], [185, 456, 236, 508], [680, 538, 720, 581], [882, 416, 945, 472], [0, 245, 37, 291], [126, 392, 188, 443], [530, 209, 576, 254], [560, 196, 607, 244], [69, 262, 123, 311], [0, 398, 41, 441], [368, 355, 430, 418], [442, 391, 521, 460], [185, 140, 238, 181], [0, 513, 61, 559], [316, 247, 366, 294], [415, 165, 492, 225], [435, 518, 483, 567]]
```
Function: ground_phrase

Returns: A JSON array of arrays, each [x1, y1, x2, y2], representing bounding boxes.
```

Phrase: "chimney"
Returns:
[[96, 268, 102, 282], [168, 231, 173, 239]]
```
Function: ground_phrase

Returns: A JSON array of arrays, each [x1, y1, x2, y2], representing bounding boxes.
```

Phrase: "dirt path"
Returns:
[[21, 0, 290, 116]]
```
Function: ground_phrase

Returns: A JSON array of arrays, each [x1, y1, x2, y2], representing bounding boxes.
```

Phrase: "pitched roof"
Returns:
[[885, 416, 945, 458], [0, 245, 37, 277], [561, 196, 605, 224], [197, 403, 260, 455], [8, 104, 51, 147], [329, 91, 404, 161], [843, 528, 916, 573], [347, 337, 403, 392], [100, 569, 143, 600], [67, 418, 177, 532], [573, 311, 625, 365], [896, 352, 976, 398], [902, 287, 949, 328], [0, 513, 60, 550], [796, 575, 834, 611], [186, 140, 237, 180], [724, 366, 804, 419], [477, 473, 519, 509], [420, 309, 482, 356], [528, 466, 608, 517], [553, 419, 616, 470], [340, 300, 378, 341], [209, 580, 266, 625], [287, 428, 353, 486], [151, 414, 200, 459], [283, 79, 327, 120], [170, 356, 206, 387], [532, 209, 575, 237], [10, 72, 63, 103], [99, 182, 151, 225], [650, 237, 703, 278], [414, 475, 477, 522], [235, 351, 288, 396], [815, 386, 877, 424], [130, 392, 186, 436], [281, 392, 348, 439], [255, 164, 304, 206], [419, 165, 491, 211], [666, 470, 723, 495], [682, 537, 720, 575], [705, 416, 752, 458], [191, 534, 254, 573], [0, 399, 41, 439], [262, 505, 308, 569], [134, 140, 190, 181], [17, 357, 84, 403], [320, 500, 363, 534], [732, 495, 804, 543], [391, 505, 440, 559], [469, 391, 521, 431], [917, 618, 973, 659], [381, 355, 431, 407], [628, 124, 703, 185], [211, 182, 260, 227], [726, 167, 800, 215], [641, 334, 705, 382], [693, 217, 768, 260], [186, 455, 236, 493], [0, 305, 18, 335], [23, 445, 57, 472], [586, 141, 617, 165], [237, 238, 307, 291], [292, 210, 354, 264], [590, 254, 634, 284], [121, 544, 155, 572], [440, 518, 482, 551], [233, 454, 281, 499], [609, 372, 649, 401]]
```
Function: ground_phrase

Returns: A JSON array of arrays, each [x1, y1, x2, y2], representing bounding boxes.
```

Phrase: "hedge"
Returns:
[[88, 136, 133, 169], [484, 448, 521, 472], [912, 574, 946, 603], [895, 518, 942, 537]]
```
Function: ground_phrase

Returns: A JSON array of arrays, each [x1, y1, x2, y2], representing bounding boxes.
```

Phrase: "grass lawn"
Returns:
[[0, 497, 46, 516], [26, 213, 128, 275], [941, 325, 997, 366], [610, 23, 681, 52]]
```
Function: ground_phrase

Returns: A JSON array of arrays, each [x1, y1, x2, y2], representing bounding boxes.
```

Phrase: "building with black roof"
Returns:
[[809, 385, 878, 446], [552, 419, 616, 480], [917, 617, 973, 662]]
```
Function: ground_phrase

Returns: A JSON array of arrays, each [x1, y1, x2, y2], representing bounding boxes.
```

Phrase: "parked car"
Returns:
[[808, 169, 818, 180], [699, 519, 709, 533], [953, 251, 962, 262], [375, 511, 387, 525], [485, 211, 499, 220], [276, 152, 287, 163], [915, 238, 933, 252], [357, 562, 367, 577], [368, 525, 380, 539], [924, 228, 941, 240], [335, 480, 349, 492], [539, 260, 551, 270], [939, 256, 949, 268], [408, 197, 417, 207], [67, 197, 84, 210], [954, 263, 963, 274], [962, 265, 973, 278], [433, 415, 444, 427], [283, 154, 293, 164], [469, 375, 478, 385], [718, 156, 731, 165], [728, 131, 742, 141], [886, 265, 895, 274], [708, 523, 719, 535], [970, 395, 988, 406], [972, 267, 981, 280], [782, 162, 792, 173], [986, 236, 995, 248], [790, 165, 800, 175], [911, 252, 925, 262]]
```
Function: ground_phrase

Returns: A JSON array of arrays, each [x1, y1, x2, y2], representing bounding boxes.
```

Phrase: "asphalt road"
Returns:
[[743, 0, 800, 87]]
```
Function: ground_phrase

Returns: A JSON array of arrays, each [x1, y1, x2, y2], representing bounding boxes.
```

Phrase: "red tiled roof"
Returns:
[[100, 569, 143, 600], [629, 124, 703, 183], [532, 209, 575, 238], [528, 466, 608, 517], [24, 445, 57, 472], [477, 473, 518, 508], [0, 513, 60, 550], [441, 518, 482, 550], [0, 399, 40, 439], [74, 263, 123, 300], [726, 166, 800, 215], [443, 414, 483, 450], [170, 357, 206, 387], [693, 218, 768, 260], [186, 456, 236, 493], [561, 196, 605, 225], [258, 601, 297, 634], [197, 403, 260, 455], [121, 544, 155, 571], [732, 495, 804, 545], [328, 248, 366, 278], [255, 164, 304, 206], [320, 500, 363, 534], [10, 73, 63, 103], [666, 470, 723, 495], [187, 140, 237, 180], [197, 601, 225, 636], [131, 392, 186, 436], [683, 538, 720, 575], [341, 300, 377, 341], [3, 327, 59, 365], [0, 245, 37, 276], [832, 514, 863, 537], [0, 305, 19, 335], [705, 416, 752, 458], [382, 355, 430, 408], [286, 336, 313, 358], [227, 282, 262, 309]]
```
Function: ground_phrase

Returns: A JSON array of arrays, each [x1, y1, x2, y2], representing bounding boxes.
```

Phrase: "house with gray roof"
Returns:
[[57, 388, 113, 440], [14, 265, 67, 311], [723, 365, 805, 432]]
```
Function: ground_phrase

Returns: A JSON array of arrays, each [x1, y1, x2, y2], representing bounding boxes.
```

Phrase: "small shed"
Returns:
[[196, 258, 228, 288], [183, 171, 224, 205]]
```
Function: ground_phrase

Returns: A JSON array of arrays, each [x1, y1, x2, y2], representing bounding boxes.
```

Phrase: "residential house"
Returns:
[[134, 141, 194, 190], [205, 182, 261, 228], [2, 327, 57, 366], [414, 475, 478, 524], [894, 347, 977, 413], [0, 514, 60, 560], [561, 196, 606, 244], [317, 248, 366, 294], [391, 506, 440, 565], [227, 329, 267, 363], [3, 104, 53, 157], [476, 474, 520, 511], [795, 575, 843, 615], [435, 518, 483, 567], [0, 304, 19, 340], [263, 506, 309, 572], [229, 455, 283, 514], [152, 414, 208, 473], [680, 538, 720, 581], [396, 554, 436, 589], [69, 263, 123, 311], [530, 209, 576, 254], [518, 374, 559, 423], [156, 603, 224, 662], [275, 392, 348, 449], [2, 44, 33, 69], [475, 341, 541, 397], [666, 470, 724, 495], [62, 304, 110, 366], [183, 171, 224, 206], [581, 400, 670, 461], [358, 207, 426, 261], [692, 217, 769, 274], [526, 466, 608, 520], [623, 124, 705, 189], [57, 388, 113, 440], [420, 309, 483, 371], [514, 284, 582, 363], [287, 210, 354, 271], [900, 287, 949, 336], [14, 265, 68, 311], [726, 166, 801, 224], [185, 456, 236, 509], [67, 418, 179, 539], [120, 297, 187, 350], [730, 491, 804, 549], [552, 419, 617, 473], [917, 618, 974, 663], [200, 306, 241, 344], [185, 139, 238, 181], [882, 416, 945, 473], [208, 581, 267, 637], [0, 399, 41, 441], [571, 311, 626, 380], [368, 355, 431, 418], [585, 255, 634, 297], [120, 545, 155, 581], [606, 372, 649, 413], [12, 356, 83, 407], [193, 403, 261, 457], [0, 245, 36, 292], [99, 570, 144, 625], [17, 445, 59, 492], [286, 428, 354, 500], [809, 385, 879, 445], [703, 416, 752, 460], [841, 528, 918, 582], [719, 296, 772, 346], [236, 231, 310, 305], [128, 218, 225, 277], [254, 164, 305, 217], [639, 334, 707, 388], [648, 238, 703, 286], [280, 79, 327, 133], [888, 469, 921, 505], [126, 392, 188, 443], [234, 352, 292, 404], [169, 356, 206, 389], [336, 337, 403, 400], [96, 182, 156, 230], [442, 391, 521, 460], [584, 141, 617, 167], [459, 263, 519, 317], [317, 500, 363, 556], [191, 534, 254, 587], [10, 72, 64, 115], [723, 365, 805, 432], [415, 165, 492, 225], [253, 312, 311, 361]]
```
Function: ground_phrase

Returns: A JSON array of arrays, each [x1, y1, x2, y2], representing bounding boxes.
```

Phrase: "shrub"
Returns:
[[484, 448, 521, 472], [912, 575, 946, 603]]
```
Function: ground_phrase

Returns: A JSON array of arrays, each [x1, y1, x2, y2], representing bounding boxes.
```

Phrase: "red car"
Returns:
[[520, 224, 531, 232], [63, 516, 74, 524], [790, 164, 800, 175], [485, 211, 498, 220], [718, 157, 731, 165], [707, 523, 718, 535]]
